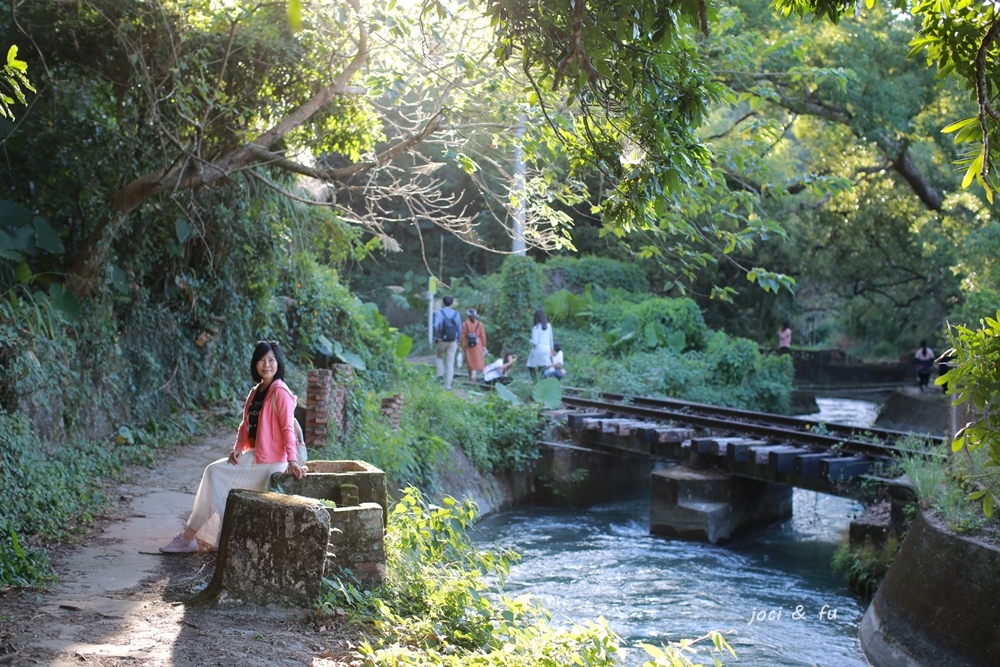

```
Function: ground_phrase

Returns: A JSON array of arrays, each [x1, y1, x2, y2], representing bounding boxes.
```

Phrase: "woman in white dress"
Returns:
[[526, 308, 554, 382]]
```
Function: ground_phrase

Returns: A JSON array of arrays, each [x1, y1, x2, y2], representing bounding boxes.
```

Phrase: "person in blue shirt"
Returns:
[[432, 295, 462, 390]]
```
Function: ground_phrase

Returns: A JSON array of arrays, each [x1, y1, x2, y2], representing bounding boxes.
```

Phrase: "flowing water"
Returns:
[[471, 397, 879, 666]]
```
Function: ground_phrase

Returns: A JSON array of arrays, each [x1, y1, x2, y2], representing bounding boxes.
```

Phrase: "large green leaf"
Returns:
[[0, 200, 31, 230], [532, 378, 563, 409], [335, 349, 367, 371], [394, 333, 413, 359], [315, 334, 336, 358], [174, 217, 196, 244], [33, 217, 63, 253], [0, 229, 22, 260], [494, 382, 522, 404], [48, 283, 81, 321]]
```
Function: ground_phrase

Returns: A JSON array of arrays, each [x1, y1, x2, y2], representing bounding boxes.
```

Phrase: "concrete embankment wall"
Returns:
[[427, 440, 652, 518], [860, 511, 1000, 667]]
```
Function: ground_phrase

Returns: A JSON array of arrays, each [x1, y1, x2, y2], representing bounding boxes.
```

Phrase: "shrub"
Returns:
[[589, 296, 710, 355], [831, 538, 900, 598], [279, 256, 405, 387], [333, 374, 545, 490], [494, 256, 546, 354], [543, 255, 650, 294], [0, 409, 199, 587]]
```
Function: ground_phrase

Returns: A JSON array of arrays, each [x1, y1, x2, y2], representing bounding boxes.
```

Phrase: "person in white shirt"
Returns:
[[526, 308, 554, 381], [542, 343, 566, 380], [484, 351, 517, 385]]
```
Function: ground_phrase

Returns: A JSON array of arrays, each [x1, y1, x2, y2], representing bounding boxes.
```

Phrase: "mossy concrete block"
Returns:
[[272, 460, 388, 527], [326, 502, 386, 585], [219, 490, 331, 608], [860, 510, 1000, 667]]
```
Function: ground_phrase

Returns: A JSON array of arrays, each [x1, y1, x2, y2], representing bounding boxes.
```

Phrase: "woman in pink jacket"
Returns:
[[160, 340, 306, 553]]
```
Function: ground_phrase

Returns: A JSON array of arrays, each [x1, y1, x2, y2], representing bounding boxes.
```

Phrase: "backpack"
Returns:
[[437, 309, 461, 342], [466, 320, 480, 348]]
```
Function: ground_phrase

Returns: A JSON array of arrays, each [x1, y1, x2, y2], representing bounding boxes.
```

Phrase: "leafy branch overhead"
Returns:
[[3, 0, 997, 302], [773, 0, 1000, 203], [0, 45, 33, 120]]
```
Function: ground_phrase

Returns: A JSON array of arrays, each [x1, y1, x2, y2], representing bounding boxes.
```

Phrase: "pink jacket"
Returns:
[[234, 379, 298, 463]]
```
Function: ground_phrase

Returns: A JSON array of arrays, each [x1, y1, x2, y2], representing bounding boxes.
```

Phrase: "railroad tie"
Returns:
[[725, 440, 771, 462], [751, 444, 800, 466]]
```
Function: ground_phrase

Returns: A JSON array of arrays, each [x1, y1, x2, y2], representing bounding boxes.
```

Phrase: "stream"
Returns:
[[471, 397, 879, 666]]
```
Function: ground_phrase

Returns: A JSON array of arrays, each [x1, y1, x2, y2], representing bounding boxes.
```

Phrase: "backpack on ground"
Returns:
[[438, 310, 461, 342]]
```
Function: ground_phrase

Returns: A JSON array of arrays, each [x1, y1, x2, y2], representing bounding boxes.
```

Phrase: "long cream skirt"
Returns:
[[185, 451, 287, 547]]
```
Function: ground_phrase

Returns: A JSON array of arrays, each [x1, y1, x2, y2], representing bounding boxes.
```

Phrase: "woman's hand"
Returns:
[[227, 449, 241, 465], [287, 460, 306, 479]]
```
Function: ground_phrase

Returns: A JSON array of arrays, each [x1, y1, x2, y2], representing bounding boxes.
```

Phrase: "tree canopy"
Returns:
[[0, 0, 996, 332]]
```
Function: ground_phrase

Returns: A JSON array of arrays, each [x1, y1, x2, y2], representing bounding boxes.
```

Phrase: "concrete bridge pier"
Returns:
[[650, 466, 792, 544]]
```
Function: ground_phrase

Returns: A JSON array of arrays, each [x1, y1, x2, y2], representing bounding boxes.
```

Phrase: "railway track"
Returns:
[[560, 387, 945, 462]]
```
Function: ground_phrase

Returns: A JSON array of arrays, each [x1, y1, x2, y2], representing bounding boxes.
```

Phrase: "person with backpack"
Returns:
[[461, 309, 487, 382], [433, 295, 462, 390]]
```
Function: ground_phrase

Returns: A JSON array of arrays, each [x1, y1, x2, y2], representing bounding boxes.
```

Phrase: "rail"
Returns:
[[560, 387, 945, 462]]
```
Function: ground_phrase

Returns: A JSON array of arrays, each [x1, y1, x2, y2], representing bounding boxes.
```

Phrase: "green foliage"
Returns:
[[531, 378, 563, 410], [568, 336, 794, 413], [939, 312, 1000, 516], [831, 538, 899, 599], [278, 256, 403, 385], [542, 288, 594, 326], [320, 487, 625, 667], [772, 0, 1000, 201], [0, 45, 33, 120], [898, 448, 994, 535], [639, 632, 737, 667], [494, 256, 546, 353], [335, 375, 544, 487], [898, 452, 950, 510], [543, 256, 650, 294], [590, 296, 710, 355]]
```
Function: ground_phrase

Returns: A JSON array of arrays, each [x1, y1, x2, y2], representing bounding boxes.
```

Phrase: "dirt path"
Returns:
[[0, 432, 359, 667]]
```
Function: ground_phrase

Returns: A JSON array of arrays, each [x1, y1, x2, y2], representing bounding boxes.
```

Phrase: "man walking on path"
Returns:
[[433, 295, 462, 390]]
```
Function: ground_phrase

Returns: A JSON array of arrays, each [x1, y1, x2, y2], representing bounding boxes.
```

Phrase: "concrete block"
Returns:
[[218, 490, 331, 608], [272, 460, 388, 528], [327, 502, 386, 585]]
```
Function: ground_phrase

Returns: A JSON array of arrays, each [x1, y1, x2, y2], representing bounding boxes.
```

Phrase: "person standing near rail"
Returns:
[[460, 309, 486, 382], [914, 341, 935, 392], [777, 322, 792, 352], [526, 308, 554, 382], [433, 295, 462, 390]]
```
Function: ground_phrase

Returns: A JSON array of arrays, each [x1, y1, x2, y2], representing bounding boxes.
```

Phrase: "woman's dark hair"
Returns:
[[250, 340, 285, 382], [919, 340, 928, 352], [533, 308, 549, 330], [503, 350, 516, 362]]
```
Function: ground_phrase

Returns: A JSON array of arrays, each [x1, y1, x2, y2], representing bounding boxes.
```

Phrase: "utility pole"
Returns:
[[511, 111, 527, 255]]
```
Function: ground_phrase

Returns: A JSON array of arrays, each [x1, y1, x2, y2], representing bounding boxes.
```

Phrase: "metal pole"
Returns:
[[512, 111, 527, 255]]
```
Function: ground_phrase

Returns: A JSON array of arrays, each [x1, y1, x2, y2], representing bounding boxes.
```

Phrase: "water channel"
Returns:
[[471, 397, 882, 667]]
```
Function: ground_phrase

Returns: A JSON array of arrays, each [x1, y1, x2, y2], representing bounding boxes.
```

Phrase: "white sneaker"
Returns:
[[159, 534, 199, 553]]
